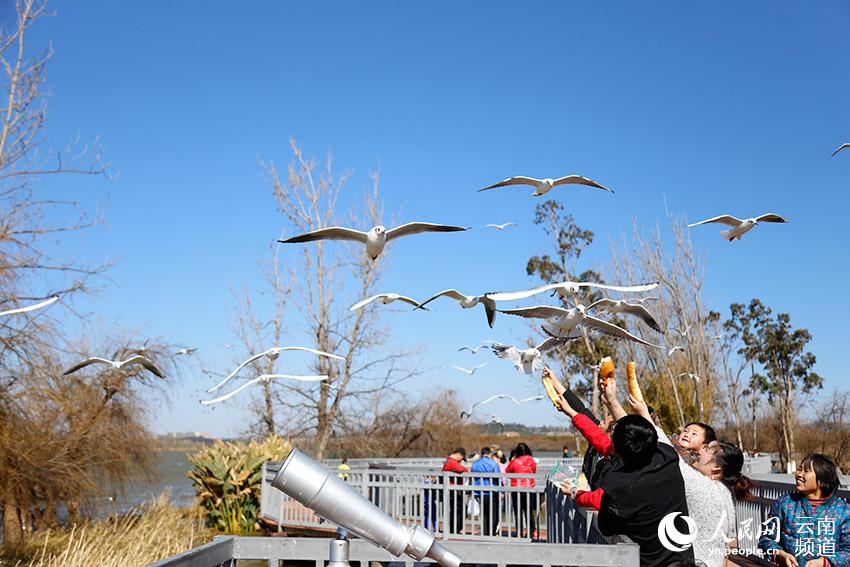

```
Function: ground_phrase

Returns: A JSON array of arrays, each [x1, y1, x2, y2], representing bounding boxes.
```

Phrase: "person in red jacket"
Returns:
[[506, 442, 538, 539], [442, 447, 469, 534]]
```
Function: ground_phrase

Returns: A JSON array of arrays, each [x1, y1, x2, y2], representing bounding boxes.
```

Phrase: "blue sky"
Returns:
[[24, 1, 850, 436]]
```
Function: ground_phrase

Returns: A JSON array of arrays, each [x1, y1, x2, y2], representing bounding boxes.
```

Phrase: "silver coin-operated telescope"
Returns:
[[271, 449, 461, 567]]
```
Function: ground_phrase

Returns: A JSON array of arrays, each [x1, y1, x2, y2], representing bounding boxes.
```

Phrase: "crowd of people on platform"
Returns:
[[432, 367, 849, 567]]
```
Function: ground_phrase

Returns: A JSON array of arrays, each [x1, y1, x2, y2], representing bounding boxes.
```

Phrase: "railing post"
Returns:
[[442, 472, 449, 540]]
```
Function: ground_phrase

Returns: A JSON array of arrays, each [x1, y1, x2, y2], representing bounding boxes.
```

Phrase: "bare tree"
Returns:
[[329, 389, 473, 458], [608, 215, 718, 431], [257, 140, 420, 458], [224, 250, 294, 437]]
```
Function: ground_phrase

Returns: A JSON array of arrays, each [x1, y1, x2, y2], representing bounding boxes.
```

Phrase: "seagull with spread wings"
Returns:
[[458, 343, 492, 354], [278, 222, 468, 261], [498, 304, 664, 348], [586, 298, 662, 333], [0, 295, 59, 317], [208, 346, 344, 392], [453, 363, 487, 375], [201, 374, 328, 406], [460, 394, 544, 419], [492, 337, 574, 375], [485, 280, 658, 303], [488, 414, 506, 434], [349, 293, 426, 311], [687, 213, 788, 241], [832, 143, 849, 157], [416, 289, 498, 328], [175, 347, 198, 356], [63, 355, 166, 379], [667, 345, 685, 357], [484, 222, 516, 230], [478, 175, 613, 197]]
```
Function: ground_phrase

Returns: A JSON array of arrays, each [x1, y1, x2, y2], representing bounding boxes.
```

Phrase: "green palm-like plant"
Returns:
[[187, 435, 291, 533]]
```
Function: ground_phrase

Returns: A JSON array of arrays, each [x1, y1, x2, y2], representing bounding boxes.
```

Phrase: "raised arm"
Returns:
[[600, 373, 627, 420]]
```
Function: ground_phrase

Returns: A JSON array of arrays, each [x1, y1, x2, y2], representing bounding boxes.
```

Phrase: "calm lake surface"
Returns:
[[103, 450, 196, 515]]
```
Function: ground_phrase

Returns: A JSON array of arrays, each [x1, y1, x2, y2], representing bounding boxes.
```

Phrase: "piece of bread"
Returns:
[[626, 361, 644, 402], [599, 356, 615, 387], [541, 368, 560, 407]]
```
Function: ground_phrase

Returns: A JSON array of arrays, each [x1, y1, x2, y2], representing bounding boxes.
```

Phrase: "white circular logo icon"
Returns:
[[658, 512, 698, 552]]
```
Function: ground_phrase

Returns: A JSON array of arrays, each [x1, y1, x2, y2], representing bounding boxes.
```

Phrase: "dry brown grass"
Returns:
[[0, 494, 213, 567]]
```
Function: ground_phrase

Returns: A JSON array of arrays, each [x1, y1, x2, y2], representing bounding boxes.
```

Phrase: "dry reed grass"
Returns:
[[1, 493, 213, 567]]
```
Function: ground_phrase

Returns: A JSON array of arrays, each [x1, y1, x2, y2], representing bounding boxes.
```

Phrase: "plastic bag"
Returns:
[[466, 497, 480, 518]]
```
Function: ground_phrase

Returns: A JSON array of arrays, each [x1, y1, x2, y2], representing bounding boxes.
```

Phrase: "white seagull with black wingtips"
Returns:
[[279, 222, 468, 261], [479, 175, 613, 197], [687, 213, 788, 241]]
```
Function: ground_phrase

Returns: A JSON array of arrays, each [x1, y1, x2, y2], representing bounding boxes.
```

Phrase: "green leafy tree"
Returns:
[[727, 299, 822, 468]]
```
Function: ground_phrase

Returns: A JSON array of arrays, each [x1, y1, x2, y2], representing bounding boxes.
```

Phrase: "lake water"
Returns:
[[101, 450, 197, 515]]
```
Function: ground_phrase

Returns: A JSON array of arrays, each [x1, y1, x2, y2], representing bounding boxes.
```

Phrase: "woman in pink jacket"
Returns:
[[506, 443, 538, 539]]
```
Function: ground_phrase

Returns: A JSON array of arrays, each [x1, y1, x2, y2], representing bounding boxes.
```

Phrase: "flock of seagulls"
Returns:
[[29, 144, 850, 419], [266, 167, 805, 425], [207, 346, 344, 395]]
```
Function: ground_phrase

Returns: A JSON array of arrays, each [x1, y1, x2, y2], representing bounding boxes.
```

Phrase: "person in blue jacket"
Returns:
[[471, 446, 502, 536], [759, 454, 850, 567]]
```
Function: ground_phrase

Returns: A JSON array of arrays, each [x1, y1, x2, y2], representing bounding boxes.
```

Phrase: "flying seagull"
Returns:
[[453, 364, 487, 375], [63, 355, 166, 379], [458, 344, 491, 354], [0, 295, 59, 317], [208, 346, 345, 392], [687, 213, 788, 241], [489, 414, 506, 434], [586, 298, 662, 333], [479, 175, 613, 197], [498, 304, 664, 348], [676, 323, 695, 337], [667, 345, 685, 356], [492, 336, 575, 375], [175, 347, 198, 356], [416, 289, 497, 328], [201, 373, 329, 406], [832, 143, 849, 157], [349, 293, 426, 311], [485, 223, 517, 230], [460, 394, 544, 419], [485, 280, 658, 303], [678, 372, 701, 382], [278, 222, 468, 261]]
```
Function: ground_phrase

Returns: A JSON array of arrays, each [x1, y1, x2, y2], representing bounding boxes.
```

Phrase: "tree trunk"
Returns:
[[3, 496, 22, 545], [262, 381, 275, 437], [751, 397, 758, 452], [781, 373, 796, 472], [667, 369, 686, 429], [314, 419, 333, 460]]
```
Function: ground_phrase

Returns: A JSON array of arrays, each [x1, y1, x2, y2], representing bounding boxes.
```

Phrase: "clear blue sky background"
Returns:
[[23, 1, 850, 437]]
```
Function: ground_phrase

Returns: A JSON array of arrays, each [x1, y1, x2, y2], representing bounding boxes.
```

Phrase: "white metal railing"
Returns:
[[262, 458, 843, 546], [262, 462, 550, 541]]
